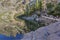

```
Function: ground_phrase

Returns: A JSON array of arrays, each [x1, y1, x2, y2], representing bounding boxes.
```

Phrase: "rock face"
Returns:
[[0, 0, 59, 37], [21, 21, 60, 40]]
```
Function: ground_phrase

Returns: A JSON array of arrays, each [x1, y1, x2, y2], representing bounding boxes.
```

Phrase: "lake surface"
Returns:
[[0, 34, 23, 40]]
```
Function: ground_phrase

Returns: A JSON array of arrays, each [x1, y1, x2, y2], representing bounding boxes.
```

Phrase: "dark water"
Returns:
[[0, 34, 23, 40]]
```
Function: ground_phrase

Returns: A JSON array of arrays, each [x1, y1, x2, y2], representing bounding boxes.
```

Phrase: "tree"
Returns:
[[39, 1, 42, 11], [47, 3, 54, 11], [54, 3, 60, 16], [35, 0, 39, 10], [47, 2, 60, 16]]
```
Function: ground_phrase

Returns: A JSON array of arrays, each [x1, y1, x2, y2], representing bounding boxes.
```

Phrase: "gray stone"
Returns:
[[21, 21, 60, 40]]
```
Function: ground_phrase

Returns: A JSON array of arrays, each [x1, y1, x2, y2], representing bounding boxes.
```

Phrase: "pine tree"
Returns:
[[35, 0, 39, 10]]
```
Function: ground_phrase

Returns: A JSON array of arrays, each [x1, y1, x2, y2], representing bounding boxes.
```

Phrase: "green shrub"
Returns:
[[47, 3, 54, 11], [47, 3, 60, 16]]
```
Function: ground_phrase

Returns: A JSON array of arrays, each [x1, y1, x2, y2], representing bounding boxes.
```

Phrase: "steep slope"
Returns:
[[21, 21, 60, 40], [0, 0, 27, 36]]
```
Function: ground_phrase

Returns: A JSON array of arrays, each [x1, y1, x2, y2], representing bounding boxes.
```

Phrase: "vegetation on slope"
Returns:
[[47, 3, 60, 16]]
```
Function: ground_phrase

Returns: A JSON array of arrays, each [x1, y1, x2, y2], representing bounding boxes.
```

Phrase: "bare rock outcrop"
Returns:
[[21, 21, 60, 40]]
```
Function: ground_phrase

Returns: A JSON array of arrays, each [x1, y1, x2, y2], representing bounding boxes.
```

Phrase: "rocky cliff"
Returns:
[[21, 21, 60, 40], [0, 0, 59, 37]]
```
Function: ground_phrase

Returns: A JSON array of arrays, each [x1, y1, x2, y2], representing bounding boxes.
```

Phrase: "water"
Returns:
[[0, 34, 23, 40]]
